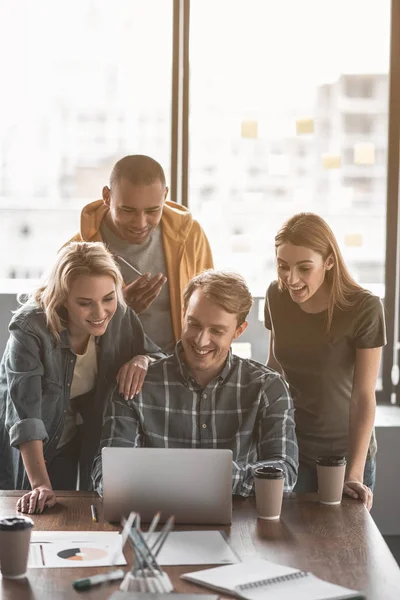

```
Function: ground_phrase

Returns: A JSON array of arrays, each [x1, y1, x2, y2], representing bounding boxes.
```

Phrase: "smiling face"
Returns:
[[276, 243, 333, 312], [64, 274, 118, 341], [103, 177, 168, 245], [181, 289, 247, 386]]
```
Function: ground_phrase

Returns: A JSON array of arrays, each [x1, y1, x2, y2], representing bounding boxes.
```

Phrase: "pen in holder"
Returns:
[[120, 512, 174, 593]]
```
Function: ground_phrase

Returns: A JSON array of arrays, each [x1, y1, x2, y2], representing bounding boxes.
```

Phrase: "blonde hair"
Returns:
[[32, 242, 125, 341], [275, 213, 365, 331], [183, 270, 253, 327]]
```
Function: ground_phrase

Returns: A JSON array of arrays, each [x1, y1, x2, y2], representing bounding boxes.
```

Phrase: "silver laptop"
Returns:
[[102, 447, 233, 524]]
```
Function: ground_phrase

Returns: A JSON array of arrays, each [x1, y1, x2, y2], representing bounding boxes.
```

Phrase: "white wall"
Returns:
[[372, 406, 400, 534]]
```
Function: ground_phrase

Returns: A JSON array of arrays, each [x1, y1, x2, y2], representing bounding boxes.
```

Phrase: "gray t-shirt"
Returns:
[[101, 222, 175, 353], [264, 281, 387, 467]]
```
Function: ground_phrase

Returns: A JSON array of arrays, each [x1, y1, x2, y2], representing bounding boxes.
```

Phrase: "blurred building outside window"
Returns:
[[189, 0, 390, 302], [0, 0, 172, 289]]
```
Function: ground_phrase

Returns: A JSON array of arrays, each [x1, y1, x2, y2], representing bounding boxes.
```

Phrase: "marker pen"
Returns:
[[90, 504, 98, 523], [72, 568, 125, 591]]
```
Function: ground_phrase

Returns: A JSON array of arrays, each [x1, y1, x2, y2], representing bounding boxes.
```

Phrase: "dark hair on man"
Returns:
[[183, 270, 253, 327], [109, 155, 166, 189]]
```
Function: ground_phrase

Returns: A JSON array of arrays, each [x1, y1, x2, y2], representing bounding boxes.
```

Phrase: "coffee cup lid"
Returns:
[[254, 466, 284, 479], [0, 516, 34, 531], [316, 455, 346, 467]]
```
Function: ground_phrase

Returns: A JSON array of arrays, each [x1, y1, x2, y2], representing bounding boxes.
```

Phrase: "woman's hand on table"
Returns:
[[343, 479, 373, 511], [16, 485, 57, 514]]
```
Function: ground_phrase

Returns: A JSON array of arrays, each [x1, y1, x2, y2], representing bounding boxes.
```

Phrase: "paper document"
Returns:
[[29, 531, 127, 568], [110, 594, 219, 600], [145, 530, 238, 565]]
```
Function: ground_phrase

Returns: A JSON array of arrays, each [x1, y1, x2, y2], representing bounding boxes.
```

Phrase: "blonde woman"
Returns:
[[0, 242, 163, 513], [264, 213, 386, 510]]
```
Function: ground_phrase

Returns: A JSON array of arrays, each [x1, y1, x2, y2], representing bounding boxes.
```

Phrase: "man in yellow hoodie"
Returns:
[[70, 155, 214, 353]]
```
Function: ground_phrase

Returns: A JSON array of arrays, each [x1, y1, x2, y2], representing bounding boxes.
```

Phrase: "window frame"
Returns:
[[171, 0, 400, 404]]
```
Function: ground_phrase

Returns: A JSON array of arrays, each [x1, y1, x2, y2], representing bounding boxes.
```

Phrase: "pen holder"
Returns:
[[120, 569, 173, 593]]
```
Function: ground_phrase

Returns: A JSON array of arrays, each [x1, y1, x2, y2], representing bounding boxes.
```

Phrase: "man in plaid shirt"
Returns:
[[93, 270, 298, 496]]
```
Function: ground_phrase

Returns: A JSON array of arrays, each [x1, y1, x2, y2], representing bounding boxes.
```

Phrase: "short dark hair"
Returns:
[[183, 270, 253, 327], [109, 155, 166, 189]]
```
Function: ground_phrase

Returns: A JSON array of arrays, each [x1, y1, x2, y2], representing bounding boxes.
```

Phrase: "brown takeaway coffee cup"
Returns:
[[0, 516, 34, 579], [316, 456, 347, 505], [254, 466, 285, 520]]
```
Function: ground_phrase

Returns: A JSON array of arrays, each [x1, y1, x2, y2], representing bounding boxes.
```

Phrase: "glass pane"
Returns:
[[0, 0, 172, 284], [189, 0, 390, 303]]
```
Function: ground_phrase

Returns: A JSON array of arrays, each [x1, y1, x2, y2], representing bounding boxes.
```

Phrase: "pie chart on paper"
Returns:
[[57, 547, 108, 561]]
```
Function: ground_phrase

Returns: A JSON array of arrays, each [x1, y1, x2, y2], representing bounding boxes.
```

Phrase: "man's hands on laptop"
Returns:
[[117, 355, 151, 400], [123, 272, 167, 314]]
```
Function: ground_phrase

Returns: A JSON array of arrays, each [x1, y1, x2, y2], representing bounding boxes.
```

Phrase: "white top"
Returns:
[[70, 335, 97, 399]]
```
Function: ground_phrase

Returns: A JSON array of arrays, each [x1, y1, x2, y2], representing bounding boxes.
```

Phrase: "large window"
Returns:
[[0, 0, 172, 281], [189, 0, 390, 299], [0, 0, 398, 399]]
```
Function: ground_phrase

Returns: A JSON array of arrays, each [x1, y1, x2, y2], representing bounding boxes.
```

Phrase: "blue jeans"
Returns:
[[294, 457, 376, 493]]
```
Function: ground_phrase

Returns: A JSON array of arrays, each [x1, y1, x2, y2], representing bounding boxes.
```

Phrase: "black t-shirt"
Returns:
[[264, 281, 387, 466]]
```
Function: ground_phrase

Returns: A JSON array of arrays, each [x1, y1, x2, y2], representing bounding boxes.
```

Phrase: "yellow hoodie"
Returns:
[[69, 199, 214, 343]]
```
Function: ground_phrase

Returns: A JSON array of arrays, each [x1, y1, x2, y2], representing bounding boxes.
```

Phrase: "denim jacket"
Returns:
[[0, 301, 164, 490]]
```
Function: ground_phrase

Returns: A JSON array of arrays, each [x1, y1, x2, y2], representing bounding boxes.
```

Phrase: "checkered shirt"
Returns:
[[92, 342, 298, 496]]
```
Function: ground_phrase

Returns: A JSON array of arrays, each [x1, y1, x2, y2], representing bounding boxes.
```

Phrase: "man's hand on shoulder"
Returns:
[[123, 273, 167, 314]]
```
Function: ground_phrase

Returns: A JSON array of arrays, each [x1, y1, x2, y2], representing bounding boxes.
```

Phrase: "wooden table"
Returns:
[[0, 491, 399, 599]]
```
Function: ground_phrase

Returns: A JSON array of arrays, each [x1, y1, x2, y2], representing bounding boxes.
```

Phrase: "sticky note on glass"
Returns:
[[296, 117, 314, 135], [258, 299, 265, 322], [322, 153, 341, 169], [231, 342, 252, 359], [344, 233, 363, 247], [354, 142, 375, 165], [241, 121, 258, 139]]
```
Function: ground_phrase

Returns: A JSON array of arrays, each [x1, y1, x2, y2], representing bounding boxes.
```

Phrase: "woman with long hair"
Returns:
[[0, 242, 163, 513], [264, 213, 386, 510]]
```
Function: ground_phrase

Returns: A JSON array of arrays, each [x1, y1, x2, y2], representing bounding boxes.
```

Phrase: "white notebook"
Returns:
[[181, 558, 365, 600]]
